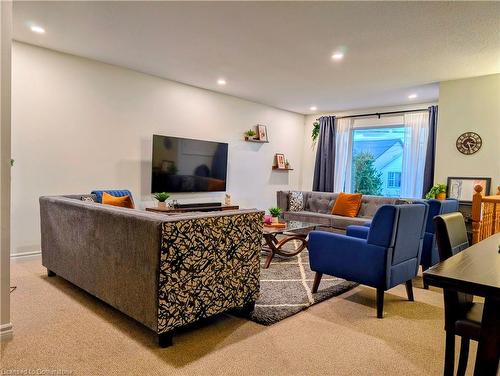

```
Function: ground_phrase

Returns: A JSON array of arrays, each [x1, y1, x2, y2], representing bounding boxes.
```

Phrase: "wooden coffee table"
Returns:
[[262, 220, 317, 269]]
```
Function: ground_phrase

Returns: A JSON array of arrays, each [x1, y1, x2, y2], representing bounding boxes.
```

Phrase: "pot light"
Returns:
[[408, 93, 418, 99], [30, 25, 45, 34], [331, 52, 344, 61], [310, 106, 317, 111], [217, 78, 226, 86]]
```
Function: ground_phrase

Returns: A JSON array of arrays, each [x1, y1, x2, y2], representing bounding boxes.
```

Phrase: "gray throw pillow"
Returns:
[[81, 196, 96, 203], [288, 191, 304, 212]]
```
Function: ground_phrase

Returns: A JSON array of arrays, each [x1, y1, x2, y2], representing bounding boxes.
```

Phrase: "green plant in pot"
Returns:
[[312, 121, 320, 143], [269, 207, 282, 223], [153, 192, 170, 208], [425, 184, 447, 200], [244, 129, 257, 140]]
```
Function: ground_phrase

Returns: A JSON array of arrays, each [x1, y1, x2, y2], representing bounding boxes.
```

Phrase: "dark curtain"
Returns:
[[313, 116, 336, 192], [422, 106, 438, 197]]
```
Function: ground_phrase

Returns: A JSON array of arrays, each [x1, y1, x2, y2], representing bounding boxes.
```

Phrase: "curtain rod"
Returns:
[[316, 108, 429, 121]]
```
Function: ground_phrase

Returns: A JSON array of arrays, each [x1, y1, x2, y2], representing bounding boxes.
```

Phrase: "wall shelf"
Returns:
[[245, 138, 269, 143], [272, 166, 294, 171]]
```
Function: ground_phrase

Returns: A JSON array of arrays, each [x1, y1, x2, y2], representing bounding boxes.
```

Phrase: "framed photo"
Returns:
[[447, 176, 491, 203], [257, 124, 268, 142], [275, 153, 286, 169]]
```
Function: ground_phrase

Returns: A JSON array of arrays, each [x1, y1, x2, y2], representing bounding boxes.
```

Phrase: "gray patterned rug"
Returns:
[[248, 247, 358, 325]]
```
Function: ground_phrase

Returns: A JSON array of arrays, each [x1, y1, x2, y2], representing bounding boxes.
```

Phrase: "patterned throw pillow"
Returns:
[[81, 196, 95, 203], [396, 199, 415, 205], [288, 191, 304, 212]]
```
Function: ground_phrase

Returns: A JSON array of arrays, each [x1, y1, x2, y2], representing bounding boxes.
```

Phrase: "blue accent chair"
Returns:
[[346, 199, 459, 289], [420, 199, 459, 288], [309, 204, 428, 318], [91, 190, 135, 207]]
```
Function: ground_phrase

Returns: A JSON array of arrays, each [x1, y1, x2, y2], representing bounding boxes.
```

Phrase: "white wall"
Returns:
[[0, 0, 13, 341], [435, 74, 500, 192], [300, 102, 436, 191], [11, 42, 305, 256]]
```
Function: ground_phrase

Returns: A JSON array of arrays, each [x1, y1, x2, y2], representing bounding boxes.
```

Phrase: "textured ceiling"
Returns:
[[13, 1, 500, 114]]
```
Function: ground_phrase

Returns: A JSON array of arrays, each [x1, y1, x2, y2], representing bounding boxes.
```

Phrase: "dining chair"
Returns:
[[434, 212, 483, 376]]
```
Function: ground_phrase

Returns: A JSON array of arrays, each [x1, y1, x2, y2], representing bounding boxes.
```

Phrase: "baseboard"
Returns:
[[0, 322, 13, 341], [11, 250, 41, 259]]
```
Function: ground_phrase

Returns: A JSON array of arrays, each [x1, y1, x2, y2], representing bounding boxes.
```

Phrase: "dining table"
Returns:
[[423, 232, 500, 376]]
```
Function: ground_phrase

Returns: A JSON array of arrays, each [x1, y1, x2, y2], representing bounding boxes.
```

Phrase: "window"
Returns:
[[350, 127, 404, 198], [335, 111, 429, 198], [387, 171, 401, 188]]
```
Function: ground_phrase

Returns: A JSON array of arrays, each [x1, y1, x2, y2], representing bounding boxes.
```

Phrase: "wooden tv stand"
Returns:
[[146, 204, 239, 214]]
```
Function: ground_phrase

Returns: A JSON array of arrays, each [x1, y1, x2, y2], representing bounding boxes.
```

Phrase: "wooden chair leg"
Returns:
[[405, 280, 414, 301], [312, 272, 322, 293], [444, 331, 455, 376], [376, 288, 384, 319], [457, 337, 470, 376], [422, 266, 429, 289]]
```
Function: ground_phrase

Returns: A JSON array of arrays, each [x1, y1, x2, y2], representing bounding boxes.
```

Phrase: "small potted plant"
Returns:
[[153, 192, 170, 208], [425, 184, 447, 200], [312, 121, 320, 143], [268, 207, 282, 223], [285, 159, 290, 169], [244, 129, 257, 141]]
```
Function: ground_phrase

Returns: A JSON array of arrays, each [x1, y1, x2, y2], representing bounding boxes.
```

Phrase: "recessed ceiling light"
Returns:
[[310, 106, 317, 111], [331, 52, 344, 61], [30, 25, 45, 34], [408, 93, 418, 99], [217, 78, 226, 86]]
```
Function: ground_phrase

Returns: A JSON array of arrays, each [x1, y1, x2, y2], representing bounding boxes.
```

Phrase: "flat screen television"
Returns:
[[151, 135, 228, 193]]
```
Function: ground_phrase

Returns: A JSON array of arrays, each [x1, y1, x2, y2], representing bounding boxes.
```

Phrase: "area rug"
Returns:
[[248, 247, 358, 325]]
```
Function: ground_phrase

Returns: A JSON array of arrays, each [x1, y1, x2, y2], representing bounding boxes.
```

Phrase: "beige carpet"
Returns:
[[1, 256, 477, 376]]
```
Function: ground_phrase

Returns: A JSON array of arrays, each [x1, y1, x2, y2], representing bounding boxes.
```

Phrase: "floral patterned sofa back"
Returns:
[[40, 195, 263, 339]]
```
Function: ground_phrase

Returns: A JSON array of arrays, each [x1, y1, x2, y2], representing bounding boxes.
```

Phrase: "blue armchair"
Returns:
[[420, 200, 459, 288], [345, 199, 459, 289], [309, 204, 428, 318]]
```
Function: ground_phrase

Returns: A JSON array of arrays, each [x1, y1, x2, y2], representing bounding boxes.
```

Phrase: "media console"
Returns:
[[146, 203, 239, 214]]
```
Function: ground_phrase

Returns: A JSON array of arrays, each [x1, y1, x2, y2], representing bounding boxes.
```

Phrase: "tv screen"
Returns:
[[151, 135, 228, 193]]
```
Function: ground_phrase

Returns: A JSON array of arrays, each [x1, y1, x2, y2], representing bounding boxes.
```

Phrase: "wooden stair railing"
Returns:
[[471, 185, 500, 244]]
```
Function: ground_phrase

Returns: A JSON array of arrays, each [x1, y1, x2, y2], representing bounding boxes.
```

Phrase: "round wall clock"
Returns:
[[456, 132, 482, 155]]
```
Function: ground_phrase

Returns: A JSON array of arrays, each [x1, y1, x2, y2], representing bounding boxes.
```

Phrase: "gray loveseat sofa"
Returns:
[[277, 191, 400, 231], [40, 195, 263, 347]]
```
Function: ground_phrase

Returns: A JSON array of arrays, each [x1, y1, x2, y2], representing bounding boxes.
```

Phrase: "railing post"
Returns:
[[495, 186, 500, 234], [471, 185, 483, 244]]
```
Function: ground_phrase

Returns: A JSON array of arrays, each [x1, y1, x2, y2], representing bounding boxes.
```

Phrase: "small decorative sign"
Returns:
[[275, 153, 286, 169], [257, 124, 268, 142]]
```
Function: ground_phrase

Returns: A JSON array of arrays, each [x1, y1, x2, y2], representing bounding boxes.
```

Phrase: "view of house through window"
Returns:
[[351, 126, 404, 197]]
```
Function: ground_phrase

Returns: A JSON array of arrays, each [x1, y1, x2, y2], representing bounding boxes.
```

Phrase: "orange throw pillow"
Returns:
[[102, 192, 134, 209], [331, 193, 362, 217]]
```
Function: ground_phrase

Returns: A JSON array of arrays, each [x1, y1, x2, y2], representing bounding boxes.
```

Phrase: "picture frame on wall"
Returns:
[[275, 153, 286, 169], [446, 176, 491, 203], [257, 124, 268, 142]]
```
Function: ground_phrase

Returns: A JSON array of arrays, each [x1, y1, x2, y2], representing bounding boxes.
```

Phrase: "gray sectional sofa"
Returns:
[[40, 195, 263, 347], [277, 191, 400, 231]]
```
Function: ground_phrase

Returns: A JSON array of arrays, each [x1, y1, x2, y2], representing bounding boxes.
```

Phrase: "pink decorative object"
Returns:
[[264, 215, 272, 224]]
